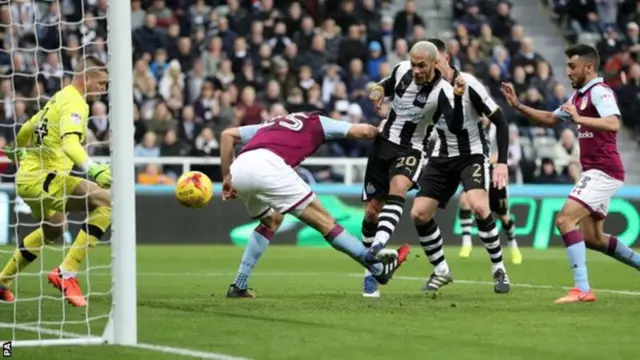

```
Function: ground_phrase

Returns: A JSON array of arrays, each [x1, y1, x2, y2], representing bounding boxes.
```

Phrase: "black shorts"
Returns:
[[488, 166, 509, 216], [361, 136, 425, 201], [417, 155, 490, 209]]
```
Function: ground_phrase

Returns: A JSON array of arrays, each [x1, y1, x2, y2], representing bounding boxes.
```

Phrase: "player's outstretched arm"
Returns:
[[346, 124, 379, 139], [59, 105, 111, 188], [62, 135, 111, 188], [318, 115, 378, 141], [15, 117, 37, 148], [500, 82, 561, 128], [220, 125, 261, 179], [487, 109, 509, 164]]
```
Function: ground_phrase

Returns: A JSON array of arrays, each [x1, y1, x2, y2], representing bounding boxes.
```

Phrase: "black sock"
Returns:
[[361, 219, 377, 247], [503, 219, 516, 243]]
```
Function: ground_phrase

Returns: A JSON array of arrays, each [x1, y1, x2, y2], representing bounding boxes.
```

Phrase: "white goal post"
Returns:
[[3, 0, 137, 348]]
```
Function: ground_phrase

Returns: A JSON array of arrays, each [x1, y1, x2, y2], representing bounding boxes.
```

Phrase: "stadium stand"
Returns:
[[0, 0, 637, 185]]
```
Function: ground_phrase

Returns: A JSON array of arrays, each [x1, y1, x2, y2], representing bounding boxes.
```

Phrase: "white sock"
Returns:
[[59, 266, 77, 279], [435, 260, 450, 276]]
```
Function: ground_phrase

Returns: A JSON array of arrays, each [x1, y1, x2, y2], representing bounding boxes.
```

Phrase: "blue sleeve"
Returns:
[[591, 85, 621, 118], [552, 93, 576, 122], [238, 125, 261, 143], [319, 116, 352, 140]]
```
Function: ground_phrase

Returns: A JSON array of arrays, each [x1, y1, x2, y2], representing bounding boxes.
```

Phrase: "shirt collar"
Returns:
[[578, 77, 604, 94]]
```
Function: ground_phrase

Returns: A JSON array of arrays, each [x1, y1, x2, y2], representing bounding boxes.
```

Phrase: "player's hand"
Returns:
[[500, 82, 521, 109], [369, 84, 385, 114], [88, 163, 112, 189], [3, 145, 25, 164], [222, 175, 237, 201], [454, 76, 466, 96], [560, 103, 579, 122], [492, 163, 508, 190]]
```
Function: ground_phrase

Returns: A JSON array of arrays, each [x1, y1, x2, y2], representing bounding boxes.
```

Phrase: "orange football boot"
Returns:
[[0, 285, 14, 302], [47, 267, 87, 307], [554, 287, 596, 304]]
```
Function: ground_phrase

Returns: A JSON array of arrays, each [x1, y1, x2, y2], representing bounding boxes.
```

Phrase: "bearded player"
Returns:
[[361, 41, 463, 297], [220, 111, 411, 298], [458, 118, 522, 264], [501, 44, 640, 303], [0, 56, 112, 307]]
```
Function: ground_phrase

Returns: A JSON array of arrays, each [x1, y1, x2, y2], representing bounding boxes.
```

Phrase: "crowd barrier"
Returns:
[[0, 184, 638, 248]]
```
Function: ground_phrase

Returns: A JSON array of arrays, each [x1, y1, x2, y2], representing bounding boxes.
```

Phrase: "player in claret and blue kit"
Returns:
[[502, 44, 640, 303], [219, 111, 411, 298]]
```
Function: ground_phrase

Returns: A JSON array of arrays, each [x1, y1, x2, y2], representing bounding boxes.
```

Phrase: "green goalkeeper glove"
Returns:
[[3, 145, 25, 166], [88, 163, 112, 189]]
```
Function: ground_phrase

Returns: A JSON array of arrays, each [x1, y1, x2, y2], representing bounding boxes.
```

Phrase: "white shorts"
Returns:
[[568, 169, 623, 219], [230, 149, 315, 219]]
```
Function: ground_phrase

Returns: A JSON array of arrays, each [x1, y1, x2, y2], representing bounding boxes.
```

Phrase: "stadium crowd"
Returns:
[[0, 0, 634, 185]]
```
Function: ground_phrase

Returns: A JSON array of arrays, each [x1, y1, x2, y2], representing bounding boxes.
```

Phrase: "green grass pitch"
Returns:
[[0, 245, 639, 360]]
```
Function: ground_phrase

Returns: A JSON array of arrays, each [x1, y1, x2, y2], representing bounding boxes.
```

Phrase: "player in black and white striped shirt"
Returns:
[[457, 119, 522, 264], [361, 41, 463, 297], [412, 38, 512, 294]]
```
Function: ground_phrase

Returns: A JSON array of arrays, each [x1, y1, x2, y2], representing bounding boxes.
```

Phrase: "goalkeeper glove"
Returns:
[[3, 145, 25, 164], [88, 163, 112, 189]]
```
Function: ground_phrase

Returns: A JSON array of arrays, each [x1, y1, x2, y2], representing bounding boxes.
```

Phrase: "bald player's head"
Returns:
[[409, 41, 439, 85], [73, 56, 108, 101]]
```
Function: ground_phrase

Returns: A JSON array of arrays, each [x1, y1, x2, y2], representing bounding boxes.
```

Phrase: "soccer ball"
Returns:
[[175, 171, 213, 208]]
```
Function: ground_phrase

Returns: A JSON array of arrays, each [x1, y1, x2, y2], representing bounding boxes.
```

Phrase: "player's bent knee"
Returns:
[[469, 201, 491, 219], [498, 214, 510, 225], [555, 214, 576, 233], [298, 198, 336, 235], [465, 190, 490, 218], [88, 191, 111, 210], [583, 235, 607, 250], [41, 215, 66, 242], [459, 192, 471, 209], [261, 212, 283, 232], [388, 175, 412, 195], [364, 199, 384, 222], [410, 199, 436, 225]]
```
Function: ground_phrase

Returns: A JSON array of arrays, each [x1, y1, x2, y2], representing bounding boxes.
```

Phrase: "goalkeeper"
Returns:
[[0, 56, 112, 308]]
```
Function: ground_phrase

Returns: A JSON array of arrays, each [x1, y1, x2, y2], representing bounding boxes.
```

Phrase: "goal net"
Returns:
[[0, 0, 136, 348]]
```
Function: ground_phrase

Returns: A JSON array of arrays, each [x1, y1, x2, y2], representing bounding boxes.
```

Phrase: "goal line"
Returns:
[[0, 321, 252, 360]]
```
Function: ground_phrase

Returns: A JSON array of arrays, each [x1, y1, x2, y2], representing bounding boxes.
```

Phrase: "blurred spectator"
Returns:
[[1, 0, 614, 185], [553, 128, 580, 175], [393, 0, 425, 43], [535, 157, 570, 184], [137, 163, 175, 185], [88, 101, 109, 155]]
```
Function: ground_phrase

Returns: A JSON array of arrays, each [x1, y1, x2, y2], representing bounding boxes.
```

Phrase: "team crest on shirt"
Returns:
[[416, 93, 427, 103], [70, 113, 82, 125], [579, 97, 588, 110], [366, 182, 376, 195]]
